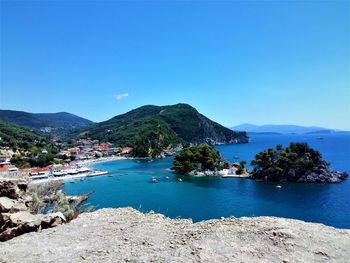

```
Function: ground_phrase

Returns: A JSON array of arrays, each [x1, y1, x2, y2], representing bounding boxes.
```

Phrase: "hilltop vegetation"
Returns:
[[0, 121, 58, 167], [250, 143, 348, 183], [76, 104, 248, 157], [0, 110, 93, 138], [172, 145, 228, 175]]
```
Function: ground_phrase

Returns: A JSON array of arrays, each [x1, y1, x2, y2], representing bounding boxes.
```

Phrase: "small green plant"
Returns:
[[27, 181, 82, 221]]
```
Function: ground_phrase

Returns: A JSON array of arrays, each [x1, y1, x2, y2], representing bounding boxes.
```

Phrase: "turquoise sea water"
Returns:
[[63, 134, 350, 228]]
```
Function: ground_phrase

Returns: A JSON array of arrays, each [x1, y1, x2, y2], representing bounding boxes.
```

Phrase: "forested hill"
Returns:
[[0, 121, 58, 167], [0, 110, 93, 137], [75, 103, 248, 157]]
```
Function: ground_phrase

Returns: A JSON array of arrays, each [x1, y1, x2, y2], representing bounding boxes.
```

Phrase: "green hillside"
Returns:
[[0, 121, 58, 167], [76, 103, 248, 157]]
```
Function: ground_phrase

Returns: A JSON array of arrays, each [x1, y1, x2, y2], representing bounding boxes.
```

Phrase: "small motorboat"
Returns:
[[276, 185, 282, 189], [151, 177, 158, 183], [233, 155, 239, 159], [165, 176, 170, 180], [178, 178, 183, 182]]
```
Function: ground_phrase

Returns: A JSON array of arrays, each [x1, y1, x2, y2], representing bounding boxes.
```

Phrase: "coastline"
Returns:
[[29, 156, 133, 185], [29, 172, 91, 185], [77, 156, 132, 167]]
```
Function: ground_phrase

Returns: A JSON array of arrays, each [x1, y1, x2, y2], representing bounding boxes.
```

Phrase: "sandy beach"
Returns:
[[75, 156, 131, 167]]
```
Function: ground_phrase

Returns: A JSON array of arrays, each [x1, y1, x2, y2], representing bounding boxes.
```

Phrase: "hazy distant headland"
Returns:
[[231, 123, 349, 135]]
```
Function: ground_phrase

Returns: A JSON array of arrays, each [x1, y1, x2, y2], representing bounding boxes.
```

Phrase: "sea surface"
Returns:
[[63, 133, 350, 228]]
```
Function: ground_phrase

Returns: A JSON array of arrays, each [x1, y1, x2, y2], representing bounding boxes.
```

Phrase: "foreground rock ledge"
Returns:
[[0, 208, 349, 263]]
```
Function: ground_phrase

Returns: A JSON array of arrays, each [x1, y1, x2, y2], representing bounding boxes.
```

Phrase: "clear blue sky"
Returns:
[[1, 1, 349, 130]]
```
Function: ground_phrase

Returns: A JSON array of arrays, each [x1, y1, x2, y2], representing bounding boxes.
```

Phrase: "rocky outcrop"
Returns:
[[250, 143, 348, 183], [194, 114, 249, 145], [0, 179, 26, 199], [254, 165, 349, 184], [0, 211, 66, 241], [296, 163, 348, 183], [0, 208, 349, 262], [0, 177, 66, 241]]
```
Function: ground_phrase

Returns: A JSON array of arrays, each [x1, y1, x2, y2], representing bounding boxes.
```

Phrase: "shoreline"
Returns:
[[29, 172, 92, 185], [77, 156, 132, 167], [29, 156, 132, 185], [28, 156, 155, 185]]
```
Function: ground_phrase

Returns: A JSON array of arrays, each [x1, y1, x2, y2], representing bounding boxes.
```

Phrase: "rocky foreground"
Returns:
[[1, 208, 349, 263], [0, 178, 66, 241]]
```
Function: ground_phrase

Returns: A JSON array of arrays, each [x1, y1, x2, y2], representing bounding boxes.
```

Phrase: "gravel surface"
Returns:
[[1, 207, 349, 263]]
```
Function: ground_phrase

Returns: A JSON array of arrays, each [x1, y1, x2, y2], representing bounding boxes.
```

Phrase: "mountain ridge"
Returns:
[[76, 103, 248, 157], [0, 110, 93, 137]]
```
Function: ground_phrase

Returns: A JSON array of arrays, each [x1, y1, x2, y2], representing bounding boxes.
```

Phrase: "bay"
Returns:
[[63, 133, 350, 228]]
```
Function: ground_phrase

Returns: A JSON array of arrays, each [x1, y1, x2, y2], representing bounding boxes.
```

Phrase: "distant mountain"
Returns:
[[231, 123, 340, 134], [0, 110, 93, 137], [76, 103, 248, 157]]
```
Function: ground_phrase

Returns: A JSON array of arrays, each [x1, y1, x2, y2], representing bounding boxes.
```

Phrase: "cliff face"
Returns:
[[1, 207, 349, 263], [190, 114, 248, 145]]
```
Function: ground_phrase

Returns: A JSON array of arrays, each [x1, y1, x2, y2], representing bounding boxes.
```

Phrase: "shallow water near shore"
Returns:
[[63, 133, 350, 228]]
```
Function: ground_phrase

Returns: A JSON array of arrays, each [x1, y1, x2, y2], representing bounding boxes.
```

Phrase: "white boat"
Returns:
[[151, 176, 158, 183], [53, 171, 68, 177], [77, 167, 91, 173], [178, 178, 183, 182], [30, 174, 49, 180], [66, 168, 78, 174], [276, 185, 282, 189], [87, 170, 108, 177]]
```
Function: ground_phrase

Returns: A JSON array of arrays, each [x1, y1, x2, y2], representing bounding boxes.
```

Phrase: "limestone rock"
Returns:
[[42, 212, 66, 227], [0, 197, 28, 213], [0, 180, 21, 199], [0, 178, 67, 242], [0, 208, 349, 262], [8, 211, 42, 227], [0, 197, 15, 212]]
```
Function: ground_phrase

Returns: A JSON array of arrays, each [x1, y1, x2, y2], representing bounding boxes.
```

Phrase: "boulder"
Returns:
[[41, 212, 66, 227], [0, 227, 19, 241], [8, 211, 42, 227], [0, 180, 21, 199], [0, 213, 11, 233], [0, 197, 15, 212], [0, 211, 67, 241], [0, 197, 28, 213], [0, 212, 43, 241], [11, 201, 28, 212], [16, 180, 28, 191]]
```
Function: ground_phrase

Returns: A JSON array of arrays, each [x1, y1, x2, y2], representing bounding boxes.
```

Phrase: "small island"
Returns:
[[172, 143, 348, 184], [172, 145, 229, 175], [250, 143, 348, 183]]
